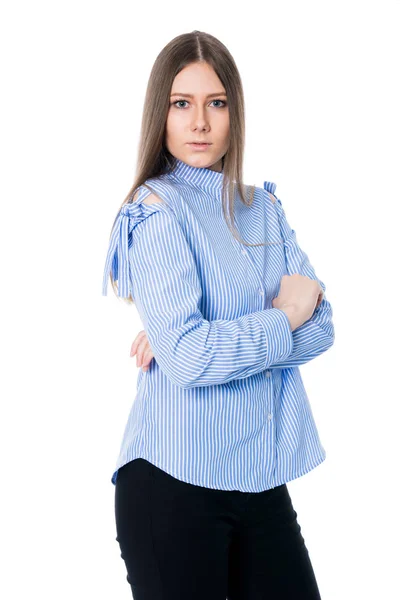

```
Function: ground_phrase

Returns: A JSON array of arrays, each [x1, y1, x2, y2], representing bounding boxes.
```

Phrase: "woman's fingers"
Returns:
[[141, 348, 154, 371], [272, 287, 324, 312], [130, 330, 146, 356], [136, 340, 146, 367], [130, 330, 154, 370], [140, 346, 155, 370]]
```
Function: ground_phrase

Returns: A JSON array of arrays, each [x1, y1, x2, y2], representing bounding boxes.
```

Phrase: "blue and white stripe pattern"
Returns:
[[102, 158, 334, 492]]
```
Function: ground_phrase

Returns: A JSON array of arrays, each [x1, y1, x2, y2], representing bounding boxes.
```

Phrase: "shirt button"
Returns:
[[265, 371, 271, 378], [258, 288, 264, 295], [241, 249, 247, 256], [267, 413, 273, 421]]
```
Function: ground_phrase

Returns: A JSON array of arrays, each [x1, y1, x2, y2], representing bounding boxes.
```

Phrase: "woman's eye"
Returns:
[[171, 99, 227, 109], [211, 100, 226, 108], [173, 100, 189, 108]]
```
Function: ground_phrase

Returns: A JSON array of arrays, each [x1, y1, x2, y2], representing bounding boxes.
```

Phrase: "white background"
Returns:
[[1, 1, 399, 598]]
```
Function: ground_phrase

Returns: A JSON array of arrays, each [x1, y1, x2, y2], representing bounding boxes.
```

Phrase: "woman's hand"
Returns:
[[272, 278, 324, 315], [130, 330, 155, 372]]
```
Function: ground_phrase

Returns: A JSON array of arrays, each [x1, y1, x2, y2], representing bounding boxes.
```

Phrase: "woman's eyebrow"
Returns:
[[170, 92, 227, 98]]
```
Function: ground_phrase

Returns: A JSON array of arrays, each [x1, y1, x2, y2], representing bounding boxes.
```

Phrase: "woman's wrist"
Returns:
[[279, 304, 301, 332]]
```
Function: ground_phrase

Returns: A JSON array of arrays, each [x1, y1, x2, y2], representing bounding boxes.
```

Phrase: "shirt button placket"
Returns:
[[239, 246, 265, 301]]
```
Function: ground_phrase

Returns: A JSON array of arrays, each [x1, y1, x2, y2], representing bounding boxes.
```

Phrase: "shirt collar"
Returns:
[[166, 157, 225, 194]]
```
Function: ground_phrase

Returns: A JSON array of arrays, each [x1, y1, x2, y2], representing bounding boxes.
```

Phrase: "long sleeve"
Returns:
[[263, 183, 335, 369], [106, 201, 294, 389]]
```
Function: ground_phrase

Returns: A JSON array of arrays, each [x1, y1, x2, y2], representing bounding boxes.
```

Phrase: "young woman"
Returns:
[[102, 29, 334, 600]]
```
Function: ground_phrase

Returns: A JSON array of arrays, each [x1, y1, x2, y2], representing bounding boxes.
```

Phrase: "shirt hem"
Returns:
[[111, 448, 327, 492]]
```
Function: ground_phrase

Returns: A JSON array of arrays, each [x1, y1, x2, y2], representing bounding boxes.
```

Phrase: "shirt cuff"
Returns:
[[252, 308, 294, 369]]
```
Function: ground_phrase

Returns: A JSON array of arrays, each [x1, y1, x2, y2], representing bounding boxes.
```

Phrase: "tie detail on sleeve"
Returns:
[[102, 199, 162, 298]]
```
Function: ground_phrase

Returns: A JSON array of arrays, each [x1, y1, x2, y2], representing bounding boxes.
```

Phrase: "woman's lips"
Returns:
[[188, 143, 211, 150]]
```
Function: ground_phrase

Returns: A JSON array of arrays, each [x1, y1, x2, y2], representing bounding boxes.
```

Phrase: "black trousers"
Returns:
[[114, 458, 322, 599]]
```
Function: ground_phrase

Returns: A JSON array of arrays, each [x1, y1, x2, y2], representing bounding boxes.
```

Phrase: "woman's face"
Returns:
[[165, 62, 230, 173]]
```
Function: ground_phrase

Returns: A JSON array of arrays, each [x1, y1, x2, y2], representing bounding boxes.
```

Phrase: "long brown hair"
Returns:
[[108, 30, 272, 303]]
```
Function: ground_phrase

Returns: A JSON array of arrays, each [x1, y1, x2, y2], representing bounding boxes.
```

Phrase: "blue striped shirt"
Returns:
[[102, 158, 334, 492]]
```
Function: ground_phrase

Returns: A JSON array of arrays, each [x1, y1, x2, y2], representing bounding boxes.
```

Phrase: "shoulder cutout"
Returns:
[[131, 189, 164, 205], [131, 189, 141, 202], [266, 191, 277, 204], [142, 192, 164, 205]]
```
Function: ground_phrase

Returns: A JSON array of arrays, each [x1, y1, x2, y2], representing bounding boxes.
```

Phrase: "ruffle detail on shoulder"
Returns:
[[263, 180, 293, 240], [102, 191, 168, 298], [263, 179, 282, 208], [263, 180, 277, 197]]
